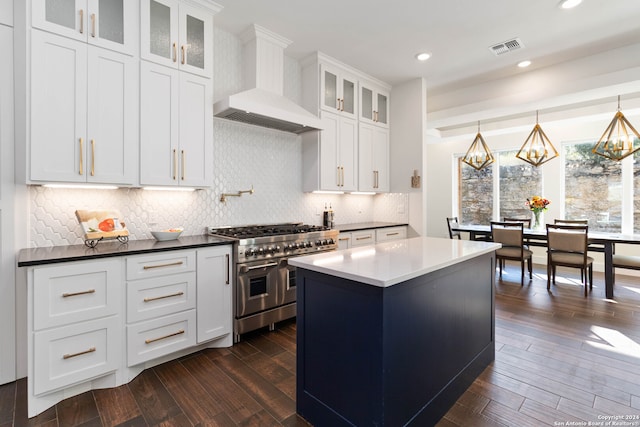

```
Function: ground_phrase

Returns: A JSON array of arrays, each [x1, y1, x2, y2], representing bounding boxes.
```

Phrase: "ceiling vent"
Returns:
[[489, 38, 524, 56]]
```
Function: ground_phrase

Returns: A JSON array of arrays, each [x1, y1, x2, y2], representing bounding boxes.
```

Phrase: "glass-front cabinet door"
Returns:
[[32, 0, 135, 54], [320, 64, 356, 119], [360, 81, 389, 128], [141, 0, 212, 78]]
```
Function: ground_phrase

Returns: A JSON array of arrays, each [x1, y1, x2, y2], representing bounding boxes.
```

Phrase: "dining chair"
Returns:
[[446, 217, 462, 240], [546, 224, 593, 296], [490, 221, 533, 285], [503, 217, 531, 228], [554, 219, 588, 225], [612, 254, 640, 285]]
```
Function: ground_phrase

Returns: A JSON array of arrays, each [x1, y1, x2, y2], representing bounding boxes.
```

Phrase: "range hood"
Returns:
[[213, 25, 322, 134]]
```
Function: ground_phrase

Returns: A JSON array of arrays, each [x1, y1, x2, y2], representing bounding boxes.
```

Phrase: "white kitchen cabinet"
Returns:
[[360, 81, 389, 128], [320, 63, 357, 119], [29, 30, 137, 184], [338, 226, 407, 250], [139, 61, 213, 187], [28, 259, 122, 411], [141, 0, 218, 78], [375, 226, 407, 242], [126, 250, 198, 366], [359, 122, 389, 192], [302, 111, 357, 192], [31, 0, 137, 55], [0, 0, 12, 26], [0, 23, 15, 386], [196, 246, 232, 343]]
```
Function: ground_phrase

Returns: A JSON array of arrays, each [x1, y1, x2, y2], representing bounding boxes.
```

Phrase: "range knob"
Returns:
[[257, 247, 264, 255], [316, 240, 322, 246], [266, 246, 274, 254], [328, 238, 335, 245], [246, 248, 255, 257], [274, 245, 281, 253], [306, 241, 313, 248]]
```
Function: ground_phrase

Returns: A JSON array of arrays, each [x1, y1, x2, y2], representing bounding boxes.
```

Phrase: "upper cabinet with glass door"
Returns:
[[141, 0, 219, 78], [31, 0, 137, 55], [360, 80, 389, 128], [320, 63, 357, 119]]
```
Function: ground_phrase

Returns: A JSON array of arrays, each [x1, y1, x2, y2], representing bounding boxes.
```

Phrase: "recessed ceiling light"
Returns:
[[559, 0, 582, 9], [518, 60, 531, 68], [415, 52, 431, 61]]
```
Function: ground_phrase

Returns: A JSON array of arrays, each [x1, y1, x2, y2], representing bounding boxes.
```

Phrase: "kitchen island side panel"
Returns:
[[296, 252, 495, 426]]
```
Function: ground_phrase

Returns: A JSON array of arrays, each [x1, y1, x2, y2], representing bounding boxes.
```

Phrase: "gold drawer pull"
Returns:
[[145, 329, 185, 344], [143, 261, 183, 270], [144, 291, 184, 302], [63, 347, 96, 359], [91, 139, 95, 176], [62, 289, 96, 298], [356, 236, 372, 240], [79, 137, 84, 175], [79, 9, 84, 34], [386, 232, 399, 236], [338, 237, 350, 241]]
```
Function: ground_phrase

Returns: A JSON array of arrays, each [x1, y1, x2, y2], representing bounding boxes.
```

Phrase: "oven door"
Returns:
[[236, 259, 279, 318], [278, 258, 297, 305]]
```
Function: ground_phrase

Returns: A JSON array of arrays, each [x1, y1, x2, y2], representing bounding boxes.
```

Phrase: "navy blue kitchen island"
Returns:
[[289, 237, 500, 426]]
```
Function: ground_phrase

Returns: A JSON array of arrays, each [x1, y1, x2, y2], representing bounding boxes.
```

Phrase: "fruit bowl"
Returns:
[[151, 228, 183, 241]]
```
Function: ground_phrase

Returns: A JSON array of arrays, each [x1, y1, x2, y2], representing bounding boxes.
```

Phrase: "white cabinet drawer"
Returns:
[[33, 316, 120, 396], [126, 272, 196, 323], [126, 251, 195, 281], [126, 310, 196, 367], [33, 259, 121, 330], [351, 230, 376, 247], [376, 226, 407, 242]]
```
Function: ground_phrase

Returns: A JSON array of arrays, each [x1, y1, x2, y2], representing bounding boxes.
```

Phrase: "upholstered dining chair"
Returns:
[[612, 254, 640, 285], [554, 219, 588, 225], [503, 217, 532, 228], [491, 221, 533, 285], [546, 224, 593, 296], [446, 217, 462, 240]]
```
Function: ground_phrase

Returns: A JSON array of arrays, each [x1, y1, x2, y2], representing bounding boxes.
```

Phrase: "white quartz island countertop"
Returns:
[[288, 236, 501, 287]]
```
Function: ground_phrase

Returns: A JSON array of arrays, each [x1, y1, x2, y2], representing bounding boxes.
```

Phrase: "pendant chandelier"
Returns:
[[462, 121, 494, 170], [516, 111, 558, 167], [592, 96, 640, 161]]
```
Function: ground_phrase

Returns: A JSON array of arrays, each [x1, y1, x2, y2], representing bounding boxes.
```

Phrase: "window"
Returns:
[[458, 158, 493, 224], [457, 150, 541, 223], [564, 142, 622, 233], [498, 150, 542, 219]]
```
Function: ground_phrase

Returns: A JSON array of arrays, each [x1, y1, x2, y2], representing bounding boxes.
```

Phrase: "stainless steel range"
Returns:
[[208, 223, 338, 342]]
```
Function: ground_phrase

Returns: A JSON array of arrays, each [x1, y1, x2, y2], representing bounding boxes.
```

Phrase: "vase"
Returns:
[[532, 210, 543, 230]]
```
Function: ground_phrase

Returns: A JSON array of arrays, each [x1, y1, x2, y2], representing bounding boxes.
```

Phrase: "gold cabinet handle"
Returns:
[[386, 232, 400, 236], [225, 254, 230, 284], [143, 261, 183, 270], [341, 166, 345, 187], [90, 13, 96, 37], [79, 9, 84, 34], [172, 42, 177, 62], [181, 150, 185, 180], [90, 139, 95, 176], [336, 166, 340, 187], [336, 98, 340, 110], [79, 138, 84, 175], [340, 98, 344, 111], [338, 237, 350, 241], [356, 236, 372, 241], [145, 329, 185, 344], [181, 44, 191, 65], [173, 149, 177, 180], [143, 291, 184, 302], [63, 347, 95, 359], [62, 289, 96, 298]]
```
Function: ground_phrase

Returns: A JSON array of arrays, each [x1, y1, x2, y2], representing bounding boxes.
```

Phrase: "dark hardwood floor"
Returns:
[[2, 265, 640, 426]]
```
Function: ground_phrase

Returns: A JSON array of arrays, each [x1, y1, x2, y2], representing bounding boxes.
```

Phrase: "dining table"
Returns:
[[451, 224, 640, 299]]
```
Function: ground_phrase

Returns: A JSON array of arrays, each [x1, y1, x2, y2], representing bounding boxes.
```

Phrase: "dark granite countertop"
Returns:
[[333, 222, 409, 233], [17, 235, 235, 267]]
